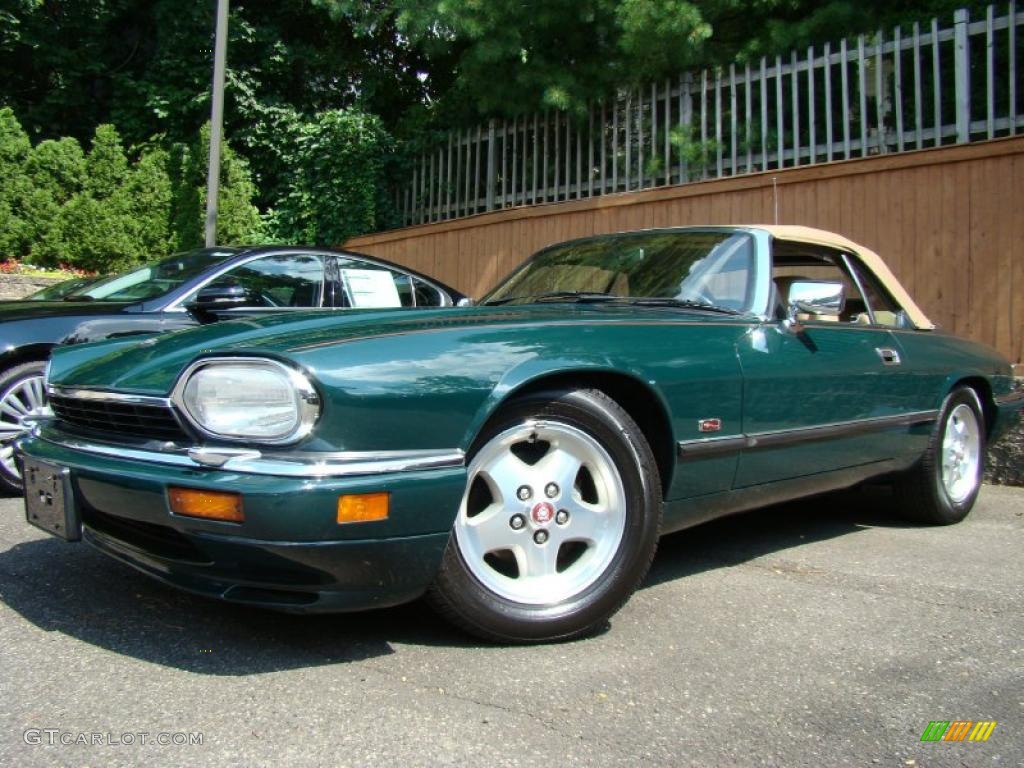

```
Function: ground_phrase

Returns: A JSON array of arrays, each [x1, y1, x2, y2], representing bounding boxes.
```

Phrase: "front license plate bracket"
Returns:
[[23, 459, 81, 542]]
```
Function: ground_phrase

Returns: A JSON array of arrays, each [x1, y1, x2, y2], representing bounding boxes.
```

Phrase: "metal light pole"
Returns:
[[204, 0, 229, 247]]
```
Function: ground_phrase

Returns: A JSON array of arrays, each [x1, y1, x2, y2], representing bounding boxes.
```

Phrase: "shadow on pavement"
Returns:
[[0, 533, 479, 676], [0, 485, 911, 672], [644, 483, 914, 588]]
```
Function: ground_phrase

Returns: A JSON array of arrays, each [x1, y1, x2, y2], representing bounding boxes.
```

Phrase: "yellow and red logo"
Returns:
[[920, 721, 996, 742]]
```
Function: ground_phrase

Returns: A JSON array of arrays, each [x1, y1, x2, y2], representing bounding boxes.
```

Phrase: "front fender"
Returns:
[[461, 356, 671, 450]]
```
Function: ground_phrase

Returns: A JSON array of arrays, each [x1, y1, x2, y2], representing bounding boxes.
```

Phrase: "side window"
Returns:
[[337, 258, 404, 308], [412, 278, 444, 307], [212, 254, 325, 308], [844, 258, 907, 328], [771, 243, 866, 323]]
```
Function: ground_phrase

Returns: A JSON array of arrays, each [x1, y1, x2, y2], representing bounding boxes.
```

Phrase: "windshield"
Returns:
[[482, 230, 757, 312], [26, 276, 98, 301], [65, 248, 238, 302]]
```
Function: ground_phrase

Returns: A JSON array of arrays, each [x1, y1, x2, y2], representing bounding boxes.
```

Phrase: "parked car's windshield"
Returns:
[[481, 230, 757, 312], [25, 276, 101, 301], [65, 249, 239, 302]]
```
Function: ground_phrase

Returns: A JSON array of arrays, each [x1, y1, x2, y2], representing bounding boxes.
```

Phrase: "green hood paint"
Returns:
[[48, 304, 743, 395]]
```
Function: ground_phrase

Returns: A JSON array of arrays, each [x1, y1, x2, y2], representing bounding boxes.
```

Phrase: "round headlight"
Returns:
[[176, 359, 320, 443]]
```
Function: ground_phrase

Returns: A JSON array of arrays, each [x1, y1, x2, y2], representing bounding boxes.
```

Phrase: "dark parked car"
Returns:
[[16, 226, 1023, 642], [0, 245, 462, 491]]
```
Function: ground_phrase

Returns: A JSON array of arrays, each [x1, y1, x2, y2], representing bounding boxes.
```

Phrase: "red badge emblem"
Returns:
[[531, 502, 554, 525]]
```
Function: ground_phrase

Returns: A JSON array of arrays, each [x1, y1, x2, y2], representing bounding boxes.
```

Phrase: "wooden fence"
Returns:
[[396, 4, 1022, 228], [349, 136, 1024, 369]]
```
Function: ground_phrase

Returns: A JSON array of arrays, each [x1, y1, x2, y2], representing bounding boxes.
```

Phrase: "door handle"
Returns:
[[876, 347, 901, 366]]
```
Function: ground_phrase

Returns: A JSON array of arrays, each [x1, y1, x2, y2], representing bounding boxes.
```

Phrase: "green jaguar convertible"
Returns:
[[16, 225, 1023, 642]]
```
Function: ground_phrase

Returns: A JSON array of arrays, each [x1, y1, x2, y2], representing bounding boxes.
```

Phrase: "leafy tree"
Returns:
[[0, 1, 434, 148], [315, 0, 999, 122], [266, 108, 393, 245]]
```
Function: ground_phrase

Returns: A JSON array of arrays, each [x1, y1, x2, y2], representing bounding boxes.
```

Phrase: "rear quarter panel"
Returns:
[[889, 329, 1015, 412]]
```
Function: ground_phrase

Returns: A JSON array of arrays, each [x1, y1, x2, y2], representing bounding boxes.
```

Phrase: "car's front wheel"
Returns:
[[893, 386, 986, 524], [428, 388, 662, 643], [0, 360, 50, 493]]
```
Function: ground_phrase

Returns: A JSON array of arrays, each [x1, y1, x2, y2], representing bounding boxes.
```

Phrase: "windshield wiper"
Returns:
[[614, 297, 744, 315], [485, 291, 614, 306]]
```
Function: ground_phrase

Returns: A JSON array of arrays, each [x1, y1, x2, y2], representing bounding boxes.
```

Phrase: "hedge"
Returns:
[[0, 108, 263, 273]]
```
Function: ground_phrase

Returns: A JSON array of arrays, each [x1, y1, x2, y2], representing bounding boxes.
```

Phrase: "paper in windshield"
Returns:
[[340, 268, 402, 308]]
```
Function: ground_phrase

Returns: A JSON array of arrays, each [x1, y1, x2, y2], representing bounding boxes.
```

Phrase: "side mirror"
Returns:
[[786, 280, 845, 320], [456, 297, 474, 307], [185, 282, 250, 320]]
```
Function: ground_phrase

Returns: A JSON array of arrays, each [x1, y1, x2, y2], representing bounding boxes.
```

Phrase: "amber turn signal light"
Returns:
[[337, 492, 389, 524], [168, 486, 244, 523]]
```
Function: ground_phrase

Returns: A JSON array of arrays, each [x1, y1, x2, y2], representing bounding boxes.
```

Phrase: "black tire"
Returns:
[[893, 386, 986, 525], [428, 388, 662, 643], [0, 359, 49, 493]]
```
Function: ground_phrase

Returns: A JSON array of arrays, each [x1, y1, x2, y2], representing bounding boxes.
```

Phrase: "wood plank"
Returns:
[[952, 160, 972, 338], [968, 159, 996, 346], [993, 155, 1014, 361], [837, 168, 851, 236], [1014, 153, 1024, 364], [901, 168, 918, 299], [913, 163, 941, 321]]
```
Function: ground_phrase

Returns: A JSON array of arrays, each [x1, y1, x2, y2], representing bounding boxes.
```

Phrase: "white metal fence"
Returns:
[[396, 4, 1022, 227]]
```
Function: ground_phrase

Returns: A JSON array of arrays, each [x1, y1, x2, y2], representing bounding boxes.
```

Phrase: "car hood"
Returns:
[[48, 303, 742, 394], [0, 299, 135, 321]]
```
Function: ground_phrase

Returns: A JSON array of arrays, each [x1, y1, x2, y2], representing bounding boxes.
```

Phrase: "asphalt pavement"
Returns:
[[0, 484, 1021, 768]]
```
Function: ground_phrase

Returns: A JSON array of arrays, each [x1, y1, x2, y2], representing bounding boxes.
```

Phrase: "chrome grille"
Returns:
[[48, 391, 189, 443]]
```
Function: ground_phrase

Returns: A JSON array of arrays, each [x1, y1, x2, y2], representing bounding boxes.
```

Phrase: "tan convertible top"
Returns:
[[753, 225, 934, 330]]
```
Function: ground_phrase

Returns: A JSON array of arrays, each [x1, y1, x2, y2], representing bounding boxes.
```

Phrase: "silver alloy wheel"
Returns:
[[0, 373, 50, 479], [455, 419, 627, 605], [940, 403, 981, 503]]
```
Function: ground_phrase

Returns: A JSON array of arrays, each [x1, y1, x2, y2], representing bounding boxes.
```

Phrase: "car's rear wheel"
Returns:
[[893, 386, 985, 525], [0, 360, 50, 493], [428, 388, 662, 643]]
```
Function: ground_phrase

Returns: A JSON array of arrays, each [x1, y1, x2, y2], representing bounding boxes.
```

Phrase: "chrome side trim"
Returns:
[[48, 386, 173, 408], [33, 428, 465, 478], [745, 410, 937, 448], [677, 410, 939, 459], [676, 435, 748, 458]]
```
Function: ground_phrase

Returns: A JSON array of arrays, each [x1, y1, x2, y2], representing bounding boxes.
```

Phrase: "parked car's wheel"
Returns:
[[429, 388, 662, 643], [893, 386, 986, 525], [0, 360, 49, 493]]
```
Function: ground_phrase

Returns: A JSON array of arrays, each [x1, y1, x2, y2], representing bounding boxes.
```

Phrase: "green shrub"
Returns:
[[0, 109, 264, 272], [0, 107, 34, 259], [167, 123, 265, 251]]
